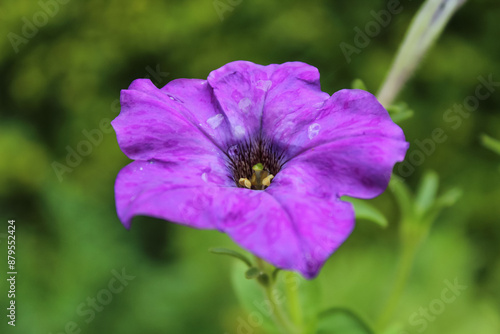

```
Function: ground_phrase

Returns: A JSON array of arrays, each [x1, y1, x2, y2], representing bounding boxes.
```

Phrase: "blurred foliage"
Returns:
[[0, 0, 499, 333]]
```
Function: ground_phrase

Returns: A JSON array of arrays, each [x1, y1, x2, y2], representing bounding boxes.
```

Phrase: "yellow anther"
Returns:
[[262, 174, 274, 187], [239, 178, 252, 189]]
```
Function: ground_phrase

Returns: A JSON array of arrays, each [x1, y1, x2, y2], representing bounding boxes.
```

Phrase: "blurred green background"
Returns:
[[0, 0, 499, 333]]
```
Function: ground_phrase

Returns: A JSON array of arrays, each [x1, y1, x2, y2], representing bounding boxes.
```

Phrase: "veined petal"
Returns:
[[259, 62, 330, 151], [282, 89, 408, 199], [207, 61, 329, 148], [289, 135, 408, 199], [207, 61, 268, 141], [116, 157, 354, 278], [115, 157, 233, 229], [280, 89, 408, 157], [219, 163, 354, 279], [112, 79, 224, 161], [160, 78, 233, 146], [112, 61, 409, 280], [266, 163, 355, 278]]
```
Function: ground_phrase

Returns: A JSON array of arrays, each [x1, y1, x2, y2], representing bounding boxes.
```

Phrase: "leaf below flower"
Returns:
[[342, 197, 388, 228]]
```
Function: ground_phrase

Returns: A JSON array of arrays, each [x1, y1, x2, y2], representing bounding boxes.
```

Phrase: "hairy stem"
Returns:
[[254, 257, 299, 334], [263, 283, 299, 334], [377, 0, 467, 107]]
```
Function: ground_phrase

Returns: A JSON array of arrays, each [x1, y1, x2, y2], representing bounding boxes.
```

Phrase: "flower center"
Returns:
[[239, 163, 274, 190], [227, 138, 285, 190]]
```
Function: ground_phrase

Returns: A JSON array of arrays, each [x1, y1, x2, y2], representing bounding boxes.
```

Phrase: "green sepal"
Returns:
[[257, 273, 270, 287], [245, 267, 261, 279]]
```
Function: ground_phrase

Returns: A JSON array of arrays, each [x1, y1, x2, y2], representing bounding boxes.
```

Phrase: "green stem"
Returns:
[[285, 272, 304, 329], [377, 0, 467, 107], [263, 283, 300, 334], [375, 232, 419, 331], [254, 257, 299, 334]]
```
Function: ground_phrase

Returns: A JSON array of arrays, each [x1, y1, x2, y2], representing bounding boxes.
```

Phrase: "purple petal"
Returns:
[[207, 61, 269, 141], [115, 157, 233, 229], [290, 135, 407, 199], [116, 155, 353, 278], [112, 79, 223, 161], [220, 163, 354, 279], [258, 62, 330, 149], [207, 61, 329, 146], [113, 62, 408, 279], [282, 89, 408, 199], [160, 78, 234, 146], [279, 89, 408, 156]]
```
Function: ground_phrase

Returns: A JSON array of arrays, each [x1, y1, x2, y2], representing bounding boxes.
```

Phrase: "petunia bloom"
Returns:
[[112, 61, 408, 279]]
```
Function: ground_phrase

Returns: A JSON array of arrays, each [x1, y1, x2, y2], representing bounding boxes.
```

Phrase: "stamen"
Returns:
[[228, 138, 285, 190], [239, 178, 252, 189], [262, 175, 274, 187], [237, 163, 274, 190]]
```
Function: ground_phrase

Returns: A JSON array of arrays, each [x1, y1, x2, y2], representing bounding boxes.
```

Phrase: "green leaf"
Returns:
[[435, 187, 462, 208], [351, 79, 367, 91], [386, 103, 405, 114], [422, 187, 462, 226], [316, 308, 374, 334], [209, 247, 252, 267], [386, 102, 414, 123], [389, 175, 413, 219], [342, 197, 388, 228], [481, 133, 500, 155], [414, 170, 439, 215], [389, 109, 414, 123]]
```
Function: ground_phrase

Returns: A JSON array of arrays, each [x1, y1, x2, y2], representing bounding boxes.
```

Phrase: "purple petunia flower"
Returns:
[[112, 61, 408, 279]]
